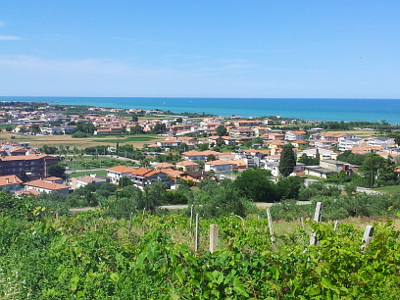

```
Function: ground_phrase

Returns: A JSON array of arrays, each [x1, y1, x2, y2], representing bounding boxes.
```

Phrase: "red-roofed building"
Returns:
[[284, 131, 306, 141], [24, 179, 70, 195], [0, 175, 23, 193], [107, 166, 136, 184], [0, 154, 58, 180], [130, 168, 171, 187]]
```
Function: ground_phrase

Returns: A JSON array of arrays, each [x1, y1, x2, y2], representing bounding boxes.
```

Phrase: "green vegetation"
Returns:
[[0, 190, 400, 298], [279, 143, 296, 177], [68, 170, 107, 178]]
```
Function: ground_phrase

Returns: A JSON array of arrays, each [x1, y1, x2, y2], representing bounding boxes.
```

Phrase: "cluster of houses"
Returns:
[[1, 103, 399, 195]]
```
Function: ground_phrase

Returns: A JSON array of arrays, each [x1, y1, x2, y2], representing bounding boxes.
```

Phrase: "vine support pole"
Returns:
[[300, 217, 305, 230], [309, 202, 323, 246], [195, 214, 200, 251], [141, 208, 146, 223], [266, 208, 276, 250], [334, 220, 339, 231], [209, 224, 218, 253]]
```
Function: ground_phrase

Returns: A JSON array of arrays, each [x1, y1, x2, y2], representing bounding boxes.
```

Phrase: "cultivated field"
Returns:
[[0, 132, 162, 149]]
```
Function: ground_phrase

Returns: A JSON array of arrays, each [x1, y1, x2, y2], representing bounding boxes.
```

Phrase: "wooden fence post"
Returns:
[[266, 208, 276, 249], [300, 217, 305, 230], [209, 224, 218, 253], [334, 220, 339, 231], [309, 202, 323, 246], [141, 208, 146, 222], [361, 225, 374, 253], [195, 214, 200, 251]]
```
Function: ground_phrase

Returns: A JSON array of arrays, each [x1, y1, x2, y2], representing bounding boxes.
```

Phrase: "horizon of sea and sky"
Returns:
[[1, 96, 400, 125]]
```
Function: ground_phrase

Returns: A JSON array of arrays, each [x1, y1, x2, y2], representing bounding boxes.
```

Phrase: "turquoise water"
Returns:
[[1, 97, 400, 124]]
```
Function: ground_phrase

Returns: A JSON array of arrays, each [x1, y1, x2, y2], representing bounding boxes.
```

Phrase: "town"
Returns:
[[0, 101, 398, 197]]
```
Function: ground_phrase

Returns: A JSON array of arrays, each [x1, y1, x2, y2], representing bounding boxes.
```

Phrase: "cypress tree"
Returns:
[[279, 144, 296, 177]]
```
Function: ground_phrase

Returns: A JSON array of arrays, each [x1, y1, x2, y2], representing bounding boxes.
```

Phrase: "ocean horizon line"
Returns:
[[1, 96, 400, 125], [1, 96, 399, 100]]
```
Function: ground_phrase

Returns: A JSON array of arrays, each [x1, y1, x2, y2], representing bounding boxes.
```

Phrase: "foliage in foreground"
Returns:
[[0, 201, 400, 299]]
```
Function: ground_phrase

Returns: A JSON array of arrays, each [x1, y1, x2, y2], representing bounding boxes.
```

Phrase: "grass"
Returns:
[[68, 170, 108, 178], [373, 185, 400, 193]]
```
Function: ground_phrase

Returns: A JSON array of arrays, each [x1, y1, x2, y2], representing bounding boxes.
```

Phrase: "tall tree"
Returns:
[[19, 170, 29, 182], [233, 169, 278, 203], [279, 144, 296, 177], [359, 152, 385, 187], [216, 125, 228, 137], [47, 163, 66, 178]]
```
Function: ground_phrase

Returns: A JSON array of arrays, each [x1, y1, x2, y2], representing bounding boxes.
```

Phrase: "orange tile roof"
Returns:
[[10, 147, 28, 153], [107, 166, 136, 173], [289, 131, 306, 135], [0, 175, 22, 186], [182, 150, 223, 156], [206, 160, 233, 166], [225, 159, 247, 167], [176, 160, 199, 166], [161, 168, 184, 178], [153, 162, 175, 169], [0, 154, 57, 162], [130, 167, 152, 176], [24, 179, 70, 190], [244, 149, 261, 153]]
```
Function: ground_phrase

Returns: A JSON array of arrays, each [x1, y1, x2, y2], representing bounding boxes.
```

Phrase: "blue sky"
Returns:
[[0, 1, 399, 98]]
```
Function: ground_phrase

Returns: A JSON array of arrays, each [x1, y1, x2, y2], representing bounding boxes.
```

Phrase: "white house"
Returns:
[[107, 166, 136, 184], [205, 160, 233, 179], [284, 131, 306, 141], [24, 179, 70, 195]]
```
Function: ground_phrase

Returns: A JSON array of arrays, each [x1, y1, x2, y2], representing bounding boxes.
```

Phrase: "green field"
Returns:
[[373, 185, 400, 193], [68, 170, 108, 178], [92, 135, 158, 143]]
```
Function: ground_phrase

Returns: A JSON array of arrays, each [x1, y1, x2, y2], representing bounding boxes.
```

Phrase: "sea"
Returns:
[[1, 96, 400, 125]]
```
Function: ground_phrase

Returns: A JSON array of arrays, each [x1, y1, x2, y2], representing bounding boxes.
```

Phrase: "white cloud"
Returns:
[[0, 35, 20, 41]]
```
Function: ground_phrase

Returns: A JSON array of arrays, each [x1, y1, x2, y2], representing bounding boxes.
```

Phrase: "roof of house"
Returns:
[[153, 162, 175, 169], [205, 160, 233, 166], [0, 154, 57, 162], [24, 179, 70, 190], [130, 167, 152, 176], [287, 130, 306, 135], [107, 166, 136, 174], [0, 175, 22, 186], [160, 168, 184, 178], [17, 189, 41, 196], [10, 147, 28, 153], [176, 160, 199, 166], [225, 159, 247, 167], [292, 140, 308, 144], [182, 150, 223, 156]]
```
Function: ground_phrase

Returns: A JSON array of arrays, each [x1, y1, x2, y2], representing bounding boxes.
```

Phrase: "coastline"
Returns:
[[1, 96, 400, 124]]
